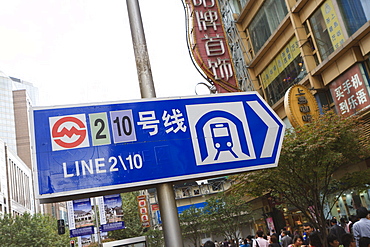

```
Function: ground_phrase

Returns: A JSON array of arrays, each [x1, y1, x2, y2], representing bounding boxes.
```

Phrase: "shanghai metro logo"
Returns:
[[49, 114, 90, 151]]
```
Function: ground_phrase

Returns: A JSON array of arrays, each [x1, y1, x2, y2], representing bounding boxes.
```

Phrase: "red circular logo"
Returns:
[[51, 116, 87, 149]]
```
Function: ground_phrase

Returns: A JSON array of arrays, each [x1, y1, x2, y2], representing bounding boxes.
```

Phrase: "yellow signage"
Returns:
[[321, 0, 345, 50], [261, 36, 300, 88], [284, 85, 320, 128]]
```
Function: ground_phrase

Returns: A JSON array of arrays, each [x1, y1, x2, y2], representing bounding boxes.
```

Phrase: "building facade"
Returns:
[[215, 0, 370, 234], [0, 72, 39, 217], [180, 0, 370, 238], [220, 0, 370, 122], [0, 139, 35, 216], [0, 71, 68, 219]]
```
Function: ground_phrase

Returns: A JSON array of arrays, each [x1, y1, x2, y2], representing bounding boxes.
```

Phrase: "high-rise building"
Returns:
[[11, 77, 67, 218], [0, 72, 19, 153], [0, 72, 39, 217], [0, 71, 68, 218], [0, 72, 38, 153]]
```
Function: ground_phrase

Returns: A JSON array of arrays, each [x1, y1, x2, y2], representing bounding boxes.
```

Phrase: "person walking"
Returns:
[[269, 235, 281, 247], [224, 239, 230, 247], [327, 234, 340, 247], [253, 230, 270, 247], [288, 235, 303, 247], [302, 223, 315, 246], [353, 207, 370, 247], [229, 239, 236, 247], [205, 240, 216, 247], [309, 231, 322, 247], [281, 231, 293, 247], [342, 233, 356, 247], [329, 218, 347, 245]]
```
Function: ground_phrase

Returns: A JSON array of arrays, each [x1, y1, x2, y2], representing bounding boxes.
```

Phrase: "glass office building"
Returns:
[[0, 71, 38, 153]]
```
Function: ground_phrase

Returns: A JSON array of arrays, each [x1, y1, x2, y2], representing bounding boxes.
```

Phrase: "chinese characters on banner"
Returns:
[[97, 194, 125, 232], [261, 36, 300, 89], [329, 64, 370, 117], [321, 0, 345, 50], [186, 0, 239, 93], [137, 195, 151, 228], [67, 198, 95, 238], [67, 196, 125, 238]]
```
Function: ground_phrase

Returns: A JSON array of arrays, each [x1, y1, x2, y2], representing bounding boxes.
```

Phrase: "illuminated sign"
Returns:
[[284, 85, 320, 128], [329, 63, 370, 117], [186, 0, 239, 93]]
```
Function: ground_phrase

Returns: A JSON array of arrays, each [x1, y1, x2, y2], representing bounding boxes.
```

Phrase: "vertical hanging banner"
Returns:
[[320, 0, 345, 50], [137, 195, 151, 228], [186, 0, 239, 93], [67, 198, 95, 238], [97, 194, 125, 232]]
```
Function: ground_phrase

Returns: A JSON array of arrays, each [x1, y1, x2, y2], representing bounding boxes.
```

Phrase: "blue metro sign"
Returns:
[[32, 92, 285, 201]]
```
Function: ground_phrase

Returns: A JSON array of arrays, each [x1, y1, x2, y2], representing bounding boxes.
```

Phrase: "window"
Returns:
[[260, 36, 307, 105], [248, 0, 288, 53], [264, 56, 306, 105], [181, 188, 190, 197], [229, 0, 248, 14], [309, 8, 334, 60], [230, 0, 242, 14], [337, 0, 370, 36], [309, 0, 345, 60], [211, 181, 223, 191]]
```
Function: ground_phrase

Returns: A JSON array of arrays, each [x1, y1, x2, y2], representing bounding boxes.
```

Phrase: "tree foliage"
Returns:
[[144, 227, 164, 247], [108, 191, 143, 240], [179, 193, 250, 247], [231, 112, 370, 246], [0, 213, 70, 247], [203, 193, 250, 243], [107, 191, 163, 247], [179, 205, 206, 247]]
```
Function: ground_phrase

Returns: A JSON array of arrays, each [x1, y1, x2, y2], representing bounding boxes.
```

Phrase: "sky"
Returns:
[[0, 0, 208, 107]]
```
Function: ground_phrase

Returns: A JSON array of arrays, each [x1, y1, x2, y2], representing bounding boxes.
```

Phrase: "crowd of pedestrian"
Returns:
[[201, 206, 370, 247]]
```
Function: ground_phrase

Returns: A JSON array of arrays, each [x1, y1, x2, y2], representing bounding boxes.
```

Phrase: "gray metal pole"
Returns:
[[93, 197, 102, 247], [157, 183, 183, 247], [125, 1, 183, 246], [126, 0, 156, 99]]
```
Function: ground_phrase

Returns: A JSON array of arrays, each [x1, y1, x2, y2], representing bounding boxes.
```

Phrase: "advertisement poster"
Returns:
[[266, 217, 276, 234], [67, 198, 95, 238], [329, 63, 370, 117], [98, 194, 125, 232]]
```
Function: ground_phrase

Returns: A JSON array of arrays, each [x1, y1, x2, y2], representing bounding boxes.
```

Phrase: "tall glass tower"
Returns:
[[0, 70, 38, 153]]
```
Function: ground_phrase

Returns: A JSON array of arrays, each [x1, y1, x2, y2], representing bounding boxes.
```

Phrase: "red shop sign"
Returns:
[[186, 0, 239, 93], [329, 64, 370, 117]]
